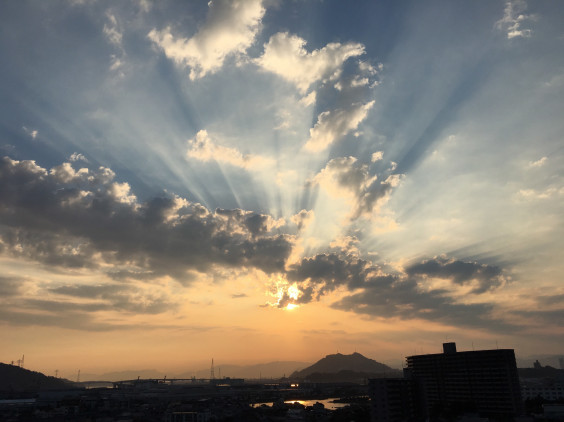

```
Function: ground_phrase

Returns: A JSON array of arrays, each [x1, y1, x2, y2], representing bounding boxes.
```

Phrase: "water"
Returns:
[[253, 398, 349, 410]]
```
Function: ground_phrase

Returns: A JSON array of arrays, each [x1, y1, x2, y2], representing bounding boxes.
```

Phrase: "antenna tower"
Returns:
[[210, 358, 215, 380], [15, 354, 25, 368]]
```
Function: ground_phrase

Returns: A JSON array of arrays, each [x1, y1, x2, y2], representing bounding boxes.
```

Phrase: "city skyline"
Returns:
[[1, 0, 563, 377]]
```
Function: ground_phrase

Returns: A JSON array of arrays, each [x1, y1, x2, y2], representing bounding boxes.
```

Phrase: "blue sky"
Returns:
[[1, 0, 563, 375]]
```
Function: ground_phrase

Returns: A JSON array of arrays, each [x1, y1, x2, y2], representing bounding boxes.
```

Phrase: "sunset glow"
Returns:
[[0, 0, 563, 378]]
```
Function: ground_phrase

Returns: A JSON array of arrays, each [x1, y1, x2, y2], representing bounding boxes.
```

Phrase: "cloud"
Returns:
[[215, 208, 285, 237], [311, 156, 402, 220], [103, 12, 123, 47], [48, 283, 175, 314], [102, 11, 127, 73], [256, 32, 365, 94], [22, 126, 38, 140], [283, 252, 513, 331], [304, 101, 374, 152], [536, 293, 564, 306], [495, 0, 534, 39], [517, 187, 564, 200], [148, 0, 265, 79], [0, 276, 23, 297], [291, 209, 314, 232], [69, 152, 89, 163], [0, 278, 176, 332], [187, 129, 272, 169], [0, 306, 177, 331], [528, 156, 547, 168], [371, 151, 384, 162], [405, 256, 507, 294], [329, 235, 361, 257], [0, 156, 293, 283]]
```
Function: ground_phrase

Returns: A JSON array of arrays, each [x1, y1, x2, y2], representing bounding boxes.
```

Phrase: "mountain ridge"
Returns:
[[290, 352, 399, 380], [0, 363, 79, 393]]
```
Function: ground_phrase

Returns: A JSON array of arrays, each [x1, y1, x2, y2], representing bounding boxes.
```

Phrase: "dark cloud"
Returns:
[[287, 253, 371, 295], [0, 157, 293, 282], [0, 307, 190, 332], [515, 309, 564, 326], [331, 281, 516, 333], [0, 157, 514, 332], [285, 252, 512, 331], [0, 308, 125, 332], [0, 285, 177, 330], [50, 284, 126, 298], [536, 294, 564, 306], [215, 208, 282, 237], [0, 276, 23, 297], [405, 256, 505, 293], [48, 283, 174, 314]]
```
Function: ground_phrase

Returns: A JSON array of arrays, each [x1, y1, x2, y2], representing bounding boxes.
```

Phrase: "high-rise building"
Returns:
[[405, 342, 522, 419], [369, 378, 426, 422]]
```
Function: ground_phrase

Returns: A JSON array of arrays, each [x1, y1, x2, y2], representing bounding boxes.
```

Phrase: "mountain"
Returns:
[[0, 363, 79, 392], [290, 352, 399, 380], [177, 361, 310, 380]]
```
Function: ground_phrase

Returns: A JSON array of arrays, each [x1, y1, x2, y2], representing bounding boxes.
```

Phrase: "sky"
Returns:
[[1, 0, 563, 378]]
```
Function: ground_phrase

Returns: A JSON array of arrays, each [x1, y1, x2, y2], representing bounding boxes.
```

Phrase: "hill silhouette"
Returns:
[[0, 363, 79, 392], [290, 352, 400, 381]]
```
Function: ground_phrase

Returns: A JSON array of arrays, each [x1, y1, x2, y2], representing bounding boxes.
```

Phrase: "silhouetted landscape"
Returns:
[[0, 363, 78, 393], [2, 345, 564, 421]]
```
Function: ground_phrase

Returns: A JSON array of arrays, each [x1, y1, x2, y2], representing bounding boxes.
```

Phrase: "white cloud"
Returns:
[[256, 32, 365, 94], [329, 235, 360, 257], [136, 0, 151, 13], [371, 151, 384, 162], [187, 129, 272, 169], [528, 156, 547, 168], [304, 101, 375, 152], [103, 11, 127, 73], [299, 91, 316, 107], [495, 0, 534, 39], [22, 126, 38, 140], [291, 209, 314, 232], [103, 12, 122, 47], [517, 187, 563, 200], [148, 0, 265, 79], [69, 152, 89, 163], [312, 156, 402, 220], [108, 182, 137, 205], [50, 162, 89, 184]]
